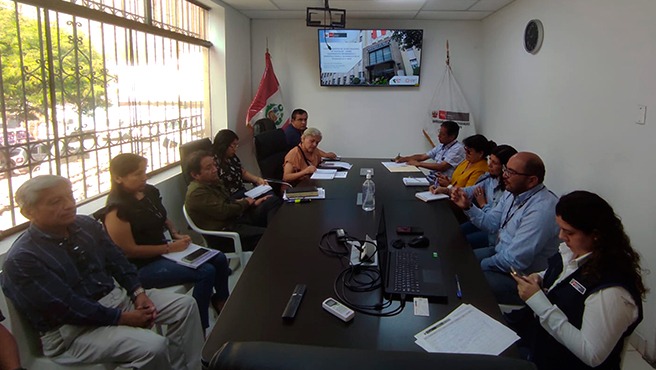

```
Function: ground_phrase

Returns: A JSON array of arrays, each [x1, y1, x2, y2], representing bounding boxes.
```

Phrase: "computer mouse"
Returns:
[[408, 235, 429, 248]]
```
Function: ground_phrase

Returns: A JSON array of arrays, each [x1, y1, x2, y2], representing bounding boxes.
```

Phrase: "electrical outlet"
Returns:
[[637, 105, 647, 125]]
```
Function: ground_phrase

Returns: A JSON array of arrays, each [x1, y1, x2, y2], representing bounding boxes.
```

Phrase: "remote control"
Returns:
[[282, 284, 306, 320], [322, 297, 355, 322]]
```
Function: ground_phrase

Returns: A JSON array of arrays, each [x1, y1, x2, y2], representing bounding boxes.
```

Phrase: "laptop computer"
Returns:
[[376, 207, 448, 302]]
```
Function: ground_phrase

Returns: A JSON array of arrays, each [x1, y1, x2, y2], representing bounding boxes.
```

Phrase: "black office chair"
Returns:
[[254, 128, 288, 194], [252, 118, 276, 136], [208, 342, 537, 370], [179, 137, 212, 184]]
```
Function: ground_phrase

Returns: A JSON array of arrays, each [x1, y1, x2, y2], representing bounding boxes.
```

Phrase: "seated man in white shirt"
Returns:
[[395, 120, 465, 179]]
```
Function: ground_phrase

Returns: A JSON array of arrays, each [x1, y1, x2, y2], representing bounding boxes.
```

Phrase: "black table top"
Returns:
[[202, 158, 515, 361]]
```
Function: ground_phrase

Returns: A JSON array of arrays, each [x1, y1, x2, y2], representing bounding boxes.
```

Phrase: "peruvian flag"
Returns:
[[246, 51, 289, 128]]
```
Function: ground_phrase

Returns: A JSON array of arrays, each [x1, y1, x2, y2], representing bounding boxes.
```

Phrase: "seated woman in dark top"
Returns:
[[103, 153, 229, 331], [213, 129, 281, 222]]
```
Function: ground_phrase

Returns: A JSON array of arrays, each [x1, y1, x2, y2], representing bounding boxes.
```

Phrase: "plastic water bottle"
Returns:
[[362, 173, 375, 211]]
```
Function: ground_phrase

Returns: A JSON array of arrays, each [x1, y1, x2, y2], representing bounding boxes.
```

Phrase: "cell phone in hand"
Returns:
[[510, 267, 526, 278]]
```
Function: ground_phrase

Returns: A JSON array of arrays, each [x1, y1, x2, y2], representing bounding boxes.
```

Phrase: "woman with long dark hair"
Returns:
[[513, 191, 645, 370], [104, 153, 230, 331], [213, 129, 267, 198], [459, 144, 517, 249]]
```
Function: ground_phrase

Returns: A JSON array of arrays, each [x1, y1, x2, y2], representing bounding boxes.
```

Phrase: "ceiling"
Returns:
[[221, 0, 516, 21]]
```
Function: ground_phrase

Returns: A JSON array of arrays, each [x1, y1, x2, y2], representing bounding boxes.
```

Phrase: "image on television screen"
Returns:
[[318, 29, 423, 87]]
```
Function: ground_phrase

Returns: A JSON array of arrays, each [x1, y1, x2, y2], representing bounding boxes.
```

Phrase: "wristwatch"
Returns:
[[132, 287, 145, 300]]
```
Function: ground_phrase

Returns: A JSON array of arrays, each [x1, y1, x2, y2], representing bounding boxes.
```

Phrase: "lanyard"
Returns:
[[500, 186, 543, 230], [297, 145, 312, 166]]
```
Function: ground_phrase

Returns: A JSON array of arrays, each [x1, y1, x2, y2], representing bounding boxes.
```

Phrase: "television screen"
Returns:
[[318, 29, 423, 87]]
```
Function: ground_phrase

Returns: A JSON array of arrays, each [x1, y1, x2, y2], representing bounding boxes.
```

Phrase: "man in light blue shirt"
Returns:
[[451, 152, 559, 305], [395, 121, 465, 178]]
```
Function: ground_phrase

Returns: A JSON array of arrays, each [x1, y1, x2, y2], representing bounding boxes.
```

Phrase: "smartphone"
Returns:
[[182, 248, 210, 263], [510, 267, 526, 278], [396, 226, 424, 235]]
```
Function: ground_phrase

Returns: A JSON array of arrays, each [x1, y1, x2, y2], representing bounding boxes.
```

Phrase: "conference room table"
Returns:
[[201, 158, 516, 364]]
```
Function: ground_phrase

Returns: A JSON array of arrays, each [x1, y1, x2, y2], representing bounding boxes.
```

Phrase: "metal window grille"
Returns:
[[0, 0, 210, 235]]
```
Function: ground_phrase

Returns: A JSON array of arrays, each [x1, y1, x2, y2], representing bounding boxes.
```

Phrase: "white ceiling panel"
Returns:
[[343, 11, 422, 19], [421, 0, 478, 11], [415, 10, 491, 20], [223, 0, 279, 11], [469, 0, 513, 11], [226, 0, 513, 20]]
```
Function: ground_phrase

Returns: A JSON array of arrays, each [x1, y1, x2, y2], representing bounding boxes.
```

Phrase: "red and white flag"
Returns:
[[246, 51, 289, 128]]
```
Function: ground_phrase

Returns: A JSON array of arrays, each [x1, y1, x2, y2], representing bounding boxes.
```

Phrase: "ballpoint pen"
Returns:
[[455, 274, 462, 299]]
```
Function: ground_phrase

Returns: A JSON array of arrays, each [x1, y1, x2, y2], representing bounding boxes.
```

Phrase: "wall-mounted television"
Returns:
[[318, 29, 423, 87]]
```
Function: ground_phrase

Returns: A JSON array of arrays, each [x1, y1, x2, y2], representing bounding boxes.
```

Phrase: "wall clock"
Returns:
[[524, 19, 544, 54]]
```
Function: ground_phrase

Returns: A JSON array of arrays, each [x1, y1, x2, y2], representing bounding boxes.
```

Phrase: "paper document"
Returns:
[[311, 169, 338, 180], [283, 188, 326, 200], [414, 304, 520, 355], [162, 243, 219, 269], [320, 161, 352, 170], [381, 162, 422, 173], [244, 184, 272, 198], [335, 171, 348, 179], [403, 177, 430, 186], [415, 191, 449, 202]]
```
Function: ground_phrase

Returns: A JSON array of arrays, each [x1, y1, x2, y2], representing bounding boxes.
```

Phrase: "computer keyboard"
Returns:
[[392, 250, 420, 293]]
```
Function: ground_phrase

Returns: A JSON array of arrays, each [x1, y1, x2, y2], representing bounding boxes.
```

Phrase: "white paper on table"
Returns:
[[283, 188, 326, 200], [414, 304, 520, 356], [381, 162, 422, 173], [403, 177, 430, 186], [311, 169, 338, 180], [334, 171, 348, 179]]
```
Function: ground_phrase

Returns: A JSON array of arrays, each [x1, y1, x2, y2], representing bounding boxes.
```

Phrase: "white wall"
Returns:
[[249, 19, 484, 158], [481, 0, 656, 360]]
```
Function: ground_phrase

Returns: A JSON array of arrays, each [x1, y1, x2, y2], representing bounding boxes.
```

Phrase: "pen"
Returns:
[[286, 199, 311, 203], [455, 274, 462, 299]]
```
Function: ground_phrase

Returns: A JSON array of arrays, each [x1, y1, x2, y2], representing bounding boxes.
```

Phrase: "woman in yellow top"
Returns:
[[430, 134, 495, 195]]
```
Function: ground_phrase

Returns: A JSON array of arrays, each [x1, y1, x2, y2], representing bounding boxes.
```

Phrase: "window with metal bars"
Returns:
[[0, 0, 211, 235]]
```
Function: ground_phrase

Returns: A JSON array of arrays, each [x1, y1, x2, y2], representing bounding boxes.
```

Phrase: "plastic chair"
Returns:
[[179, 137, 213, 184], [3, 297, 117, 370], [182, 205, 252, 268]]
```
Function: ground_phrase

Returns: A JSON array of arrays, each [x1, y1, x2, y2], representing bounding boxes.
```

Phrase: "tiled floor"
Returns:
[[220, 258, 654, 369]]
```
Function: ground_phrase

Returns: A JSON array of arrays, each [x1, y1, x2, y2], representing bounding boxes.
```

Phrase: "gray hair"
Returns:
[[301, 127, 322, 139], [15, 175, 71, 210]]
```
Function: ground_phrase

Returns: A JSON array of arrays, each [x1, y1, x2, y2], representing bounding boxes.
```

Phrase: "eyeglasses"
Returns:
[[502, 165, 532, 177]]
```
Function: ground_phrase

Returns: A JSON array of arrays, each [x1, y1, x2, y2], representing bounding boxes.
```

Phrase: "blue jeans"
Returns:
[[460, 221, 491, 249], [473, 247, 523, 305], [138, 254, 230, 328]]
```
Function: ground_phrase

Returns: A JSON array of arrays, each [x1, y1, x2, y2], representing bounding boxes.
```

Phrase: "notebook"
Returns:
[[376, 207, 448, 302]]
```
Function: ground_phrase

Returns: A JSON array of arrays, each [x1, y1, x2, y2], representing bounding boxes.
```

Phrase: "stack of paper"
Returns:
[[284, 187, 326, 200], [415, 191, 449, 202], [414, 304, 520, 355], [162, 243, 219, 269], [320, 161, 352, 170], [381, 162, 422, 173], [244, 184, 272, 198], [310, 169, 338, 180], [403, 177, 430, 186]]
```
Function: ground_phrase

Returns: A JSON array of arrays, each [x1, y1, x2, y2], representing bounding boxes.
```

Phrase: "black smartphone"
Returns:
[[396, 226, 424, 235], [182, 248, 209, 263]]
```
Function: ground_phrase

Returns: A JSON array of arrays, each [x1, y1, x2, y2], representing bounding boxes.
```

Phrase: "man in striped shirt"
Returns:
[[1, 175, 203, 370]]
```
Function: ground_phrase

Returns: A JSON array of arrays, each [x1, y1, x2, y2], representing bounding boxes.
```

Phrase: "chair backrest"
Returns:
[[182, 204, 239, 255], [3, 296, 43, 365], [179, 137, 212, 184], [252, 118, 276, 136], [253, 129, 288, 181], [209, 341, 538, 370]]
